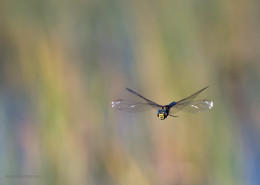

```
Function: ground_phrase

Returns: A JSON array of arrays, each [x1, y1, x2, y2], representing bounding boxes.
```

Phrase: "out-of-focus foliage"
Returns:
[[0, 0, 260, 185]]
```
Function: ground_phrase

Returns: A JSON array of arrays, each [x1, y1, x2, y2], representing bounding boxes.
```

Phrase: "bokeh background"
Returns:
[[1, 0, 260, 185]]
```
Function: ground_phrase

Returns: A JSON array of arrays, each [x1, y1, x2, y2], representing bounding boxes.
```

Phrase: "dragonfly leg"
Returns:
[[169, 115, 178, 117]]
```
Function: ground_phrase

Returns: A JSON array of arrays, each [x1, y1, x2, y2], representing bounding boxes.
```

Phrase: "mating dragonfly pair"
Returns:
[[111, 86, 213, 120]]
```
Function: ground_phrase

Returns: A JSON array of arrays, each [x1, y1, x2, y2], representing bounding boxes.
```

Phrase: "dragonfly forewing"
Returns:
[[169, 86, 211, 114]]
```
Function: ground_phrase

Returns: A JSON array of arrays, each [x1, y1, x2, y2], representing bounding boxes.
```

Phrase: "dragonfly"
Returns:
[[111, 86, 213, 120]]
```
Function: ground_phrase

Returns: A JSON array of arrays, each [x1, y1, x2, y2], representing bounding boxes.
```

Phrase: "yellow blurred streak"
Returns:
[[133, 0, 169, 95], [104, 143, 151, 185]]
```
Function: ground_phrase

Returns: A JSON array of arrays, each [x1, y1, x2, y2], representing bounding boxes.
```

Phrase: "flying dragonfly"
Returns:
[[111, 86, 213, 120]]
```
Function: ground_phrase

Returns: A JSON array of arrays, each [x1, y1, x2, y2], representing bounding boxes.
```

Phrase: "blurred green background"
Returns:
[[1, 0, 260, 185]]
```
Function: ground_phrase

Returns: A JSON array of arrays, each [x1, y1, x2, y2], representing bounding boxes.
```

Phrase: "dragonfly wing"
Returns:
[[169, 101, 192, 114], [169, 86, 210, 114], [111, 99, 160, 113], [178, 100, 213, 113], [126, 88, 161, 107]]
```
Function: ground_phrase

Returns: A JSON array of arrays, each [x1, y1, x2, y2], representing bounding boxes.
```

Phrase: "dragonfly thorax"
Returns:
[[157, 106, 169, 120]]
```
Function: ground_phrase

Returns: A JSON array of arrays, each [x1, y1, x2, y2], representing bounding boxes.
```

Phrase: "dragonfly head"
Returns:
[[157, 107, 168, 120]]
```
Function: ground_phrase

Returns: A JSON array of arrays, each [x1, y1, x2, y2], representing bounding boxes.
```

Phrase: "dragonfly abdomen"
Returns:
[[169, 102, 176, 108]]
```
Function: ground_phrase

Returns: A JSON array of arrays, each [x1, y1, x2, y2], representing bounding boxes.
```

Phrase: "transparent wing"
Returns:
[[169, 86, 210, 114], [126, 88, 161, 107], [111, 99, 160, 113], [177, 99, 213, 113]]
